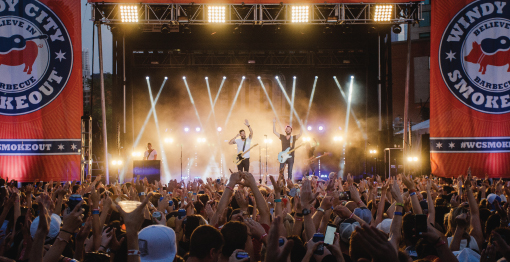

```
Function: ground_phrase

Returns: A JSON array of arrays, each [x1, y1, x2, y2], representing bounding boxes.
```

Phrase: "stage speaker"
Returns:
[[421, 134, 431, 175]]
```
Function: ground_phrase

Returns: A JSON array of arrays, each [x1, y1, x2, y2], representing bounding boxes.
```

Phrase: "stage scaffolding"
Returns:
[[91, 2, 422, 26]]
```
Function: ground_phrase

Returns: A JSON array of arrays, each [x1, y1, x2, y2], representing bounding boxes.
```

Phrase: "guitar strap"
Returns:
[[242, 139, 247, 152], [290, 136, 294, 149]]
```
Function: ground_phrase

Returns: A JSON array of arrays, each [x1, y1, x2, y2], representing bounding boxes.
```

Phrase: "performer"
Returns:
[[304, 138, 318, 177], [273, 118, 302, 180], [144, 142, 158, 160], [229, 119, 253, 172]]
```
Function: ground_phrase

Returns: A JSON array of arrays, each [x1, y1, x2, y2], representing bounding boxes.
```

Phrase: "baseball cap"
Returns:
[[139, 225, 177, 262], [376, 218, 392, 234], [487, 194, 502, 211], [353, 207, 372, 224], [339, 219, 360, 243], [30, 213, 62, 239]]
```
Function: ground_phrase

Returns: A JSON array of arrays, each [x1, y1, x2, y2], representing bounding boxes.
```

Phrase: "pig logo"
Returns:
[[0, 0, 73, 116], [439, 0, 510, 114]]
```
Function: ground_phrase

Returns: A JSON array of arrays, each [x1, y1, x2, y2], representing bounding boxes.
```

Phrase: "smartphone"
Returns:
[[415, 214, 427, 233], [236, 252, 249, 260], [178, 209, 186, 219], [377, 187, 382, 199], [199, 190, 205, 194], [216, 179, 221, 184], [278, 238, 284, 247], [270, 208, 274, 215], [153, 211, 162, 222], [313, 233, 325, 255], [289, 188, 297, 197], [324, 224, 336, 245], [339, 191, 351, 201]]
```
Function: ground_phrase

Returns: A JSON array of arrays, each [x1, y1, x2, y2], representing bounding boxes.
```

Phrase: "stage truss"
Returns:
[[91, 2, 422, 26]]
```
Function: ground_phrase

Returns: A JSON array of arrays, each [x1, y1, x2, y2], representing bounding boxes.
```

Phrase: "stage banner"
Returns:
[[0, 0, 82, 181], [431, 0, 510, 177]]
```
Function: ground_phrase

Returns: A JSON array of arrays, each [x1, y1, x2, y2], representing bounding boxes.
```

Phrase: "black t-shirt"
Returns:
[[279, 134, 297, 156]]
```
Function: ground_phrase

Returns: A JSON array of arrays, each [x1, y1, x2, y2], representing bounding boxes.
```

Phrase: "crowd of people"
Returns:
[[0, 169, 509, 262]]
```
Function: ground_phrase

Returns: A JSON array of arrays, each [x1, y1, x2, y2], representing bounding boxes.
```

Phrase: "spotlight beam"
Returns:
[[205, 77, 227, 124], [120, 77, 167, 181], [183, 78, 204, 131], [276, 77, 304, 130], [258, 78, 284, 130], [339, 76, 354, 179], [304, 76, 318, 127], [290, 77, 296, 125], [224, 78, 245, 127], [146, 78, 172, 183], [205, 78, 218, 130], [333, 77, 367, 140]]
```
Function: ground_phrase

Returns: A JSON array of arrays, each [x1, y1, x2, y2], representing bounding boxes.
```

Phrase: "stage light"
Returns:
[[217, 127, 222, 132], [242, 76, 246, 79], [184, 127, 189, 132], [257, 76, 261, 79], [146, 76, 149, 79], [333, 136, 343, 142], [197, 137, 206, 143], [183, 76, 186, 79], [291, 5, 309, 23], [374, 5, 392, 22], [315, 76, 318, 79], [293, 76, 296, 79], [223, 76, 226, 79], [196, 127, 201, 132], [307, 125, 312, 131], [264, 139, 273, 144], [351, 76, 354, 79], [369, 150, 377, 154], [318, 126, 324, 131], [164, 76, 168, 80], [407, 157, 413, 162], [120, 5, 139, 23], [208, 6, 226, 23], [112, 160, 117, 165], [275, 76, 278, 79], [303, 137, 311, 142], [205, 77, 208, 79], [392, 24, 402, 34], [117, 160, 122, 165], [413, 157, 419, 162], [164, 138, 174, 143]]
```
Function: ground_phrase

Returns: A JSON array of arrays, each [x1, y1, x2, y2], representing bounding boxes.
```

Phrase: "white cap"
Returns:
[[339, 219, 360, 243], [139, 225, 177, 262], [376, 218, 392, 234], [30, 213, 62, 239]]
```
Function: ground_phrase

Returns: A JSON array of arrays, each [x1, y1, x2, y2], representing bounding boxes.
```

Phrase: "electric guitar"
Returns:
[[277, 144, 305, 163], [234, 143, 259, 165], [304, 152, 332, 165]]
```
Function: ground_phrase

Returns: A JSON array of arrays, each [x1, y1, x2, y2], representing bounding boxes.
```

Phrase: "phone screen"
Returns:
[[415, 214, 428, 233], [324, 225, 336, 245], [377, 187, 382, 198]]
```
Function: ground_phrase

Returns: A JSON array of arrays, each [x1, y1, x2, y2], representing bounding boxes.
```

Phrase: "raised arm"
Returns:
[[426, 179, 436, 226], [402, 174, 422, 215], [245, 119, 253, 139], [464, 173, 484, 251], [229, 133, 240, 145], [273, 118, 280, 137], [388, 180, 404, 250], [243, 172, 270, 226], [296, 128, 303, 140]]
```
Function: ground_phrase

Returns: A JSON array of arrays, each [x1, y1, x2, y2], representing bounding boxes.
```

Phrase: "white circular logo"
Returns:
[[439, 0, 510, 114], [0, 0, 73, 116]]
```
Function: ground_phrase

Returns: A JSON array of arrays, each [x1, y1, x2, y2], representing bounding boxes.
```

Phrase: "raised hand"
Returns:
[[62, 200, 85, 233], [116, 193, 153, 232], [265, 216, 294, 262], [401, 174, 416, 190], [351, 224, 398, 262], [245, 119, 250, 127]]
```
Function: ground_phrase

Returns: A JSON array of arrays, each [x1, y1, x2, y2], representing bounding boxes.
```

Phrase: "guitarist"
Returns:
[[229, 119, 253, 172], [273, 118, 302, 180]]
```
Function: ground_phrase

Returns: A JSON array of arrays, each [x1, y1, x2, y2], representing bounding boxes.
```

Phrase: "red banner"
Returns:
[[0, 0, 82, 181], [431, 0, 510, 177]]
